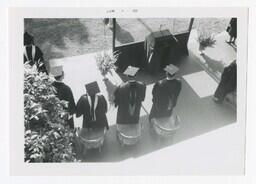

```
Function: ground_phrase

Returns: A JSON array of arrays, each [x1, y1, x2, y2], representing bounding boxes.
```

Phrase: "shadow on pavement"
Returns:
[[115, 22, 135, 44], [24, 18, 90, 61], [201, 53, 225, 74]]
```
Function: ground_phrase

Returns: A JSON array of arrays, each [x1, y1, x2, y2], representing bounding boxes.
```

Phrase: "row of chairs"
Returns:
[[75, 113, 181, 154]]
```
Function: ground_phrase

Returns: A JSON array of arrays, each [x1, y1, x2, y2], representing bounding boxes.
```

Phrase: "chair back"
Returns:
[[116, 123, 142, 145], [77, 127, 106, 149], [151, 114, 180, 137]]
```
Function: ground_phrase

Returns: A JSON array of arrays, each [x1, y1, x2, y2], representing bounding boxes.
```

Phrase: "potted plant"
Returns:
[[95, 51, 119, 80], [197, 29, 216, 55]]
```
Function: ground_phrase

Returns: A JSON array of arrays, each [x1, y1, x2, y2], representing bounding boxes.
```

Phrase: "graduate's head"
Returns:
[[54, 71, 64, 81], [24, 31, 34, 46], [51, 66, 64, 81], [166, 72, 175, 79], [85, 81, 100, 96], [164, 64, 179, 79]]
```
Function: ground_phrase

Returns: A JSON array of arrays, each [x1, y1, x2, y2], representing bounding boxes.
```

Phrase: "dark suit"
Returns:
[[52, 81, 76, 129], [76, 94, 109, 130], [214, 61, 237, 102], [114, 81, 146, 124], [24, 45, 47, 74], [149, 78, 182, 120]]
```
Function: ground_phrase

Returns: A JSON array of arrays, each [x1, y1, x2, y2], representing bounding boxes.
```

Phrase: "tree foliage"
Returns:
[[24, 64, 77, 162]]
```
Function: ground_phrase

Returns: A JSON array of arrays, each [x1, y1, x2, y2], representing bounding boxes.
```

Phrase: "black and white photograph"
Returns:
[[9, 7, 248, 175]]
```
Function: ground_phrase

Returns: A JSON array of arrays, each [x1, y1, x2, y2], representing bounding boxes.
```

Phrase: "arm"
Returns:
[[172, 80, 182, 107], [141, 83, 146, 102], [113, 86, 120, 107], [101, 95, 108, 113], [152, 82, 159, 103], [76, 96, 85, 118], [68, 87, 76, 115]]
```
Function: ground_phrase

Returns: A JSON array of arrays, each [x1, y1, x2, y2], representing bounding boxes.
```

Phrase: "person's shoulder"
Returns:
[[119, 82, 126, 88], [79, 94, 88, 101], [63, 83, 72, 90], [153, 79, 163, 87], [97, 93, 104, 97], [175, 78, 182, 82], [173, 78, 182, 86], [158, 78, 169, 86], [137, 81, 146, 88], [97, 93, 106, 100], [35, 45, 42, 51]]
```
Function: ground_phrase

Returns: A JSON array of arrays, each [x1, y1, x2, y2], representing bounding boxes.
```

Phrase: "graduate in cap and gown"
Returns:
[[114, 80, 146, 125], [24, 31, 47, 74], [51, 66, 76, 129], [76, 81, 109, 130], [149, 64, 182, 121], [213, 60, 237, 103]]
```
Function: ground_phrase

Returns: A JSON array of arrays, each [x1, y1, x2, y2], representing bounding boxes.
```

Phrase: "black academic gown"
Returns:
[[24, 45, 47, 74], [214, 61, 237, 102], [149, 78, 182, 120], [76, 94, 109, 130], [52, 81, 76, 129], [114, 81, 146, 125], [228, 18, 237, 39]]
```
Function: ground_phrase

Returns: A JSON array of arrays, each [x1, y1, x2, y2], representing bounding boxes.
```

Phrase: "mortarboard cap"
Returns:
[[123, 66, 140, 76], [164, 64, 179, 75], [50, 65, 63, 77], [85, 81, 100, 95]]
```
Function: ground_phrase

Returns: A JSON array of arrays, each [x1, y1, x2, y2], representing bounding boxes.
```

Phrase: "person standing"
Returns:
[[51, 66, 76, 129], [226, 18, 237, 44], [149, 64, 182, 121], [24, 31, 48, 73], [76, 81, 109, 130], [213, 60, 237, 103], [114, 80, 146, 125]]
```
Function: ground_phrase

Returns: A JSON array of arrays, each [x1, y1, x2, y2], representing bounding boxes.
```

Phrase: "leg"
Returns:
[[232, 38, 236, 44], [226, 36, 232, 44]]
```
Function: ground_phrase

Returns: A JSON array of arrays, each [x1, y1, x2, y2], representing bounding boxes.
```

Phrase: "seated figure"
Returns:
[[76, 81, 109, 151], [149, 64, 182, 136], [114, 80, 146, 145], [51, 66, 76, 129], [149, 64, 182, 121]]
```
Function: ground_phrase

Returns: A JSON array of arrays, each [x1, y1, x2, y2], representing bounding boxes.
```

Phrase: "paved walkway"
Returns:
[[49, 32, 236, 162]]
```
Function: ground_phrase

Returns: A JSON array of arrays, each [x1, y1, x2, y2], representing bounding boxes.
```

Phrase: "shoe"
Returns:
[[225, 40, 232, 44], [231, 41, 236, 45]]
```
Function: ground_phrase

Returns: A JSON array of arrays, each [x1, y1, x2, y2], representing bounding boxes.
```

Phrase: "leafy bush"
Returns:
[[24, 64, 77, 162], [197, 29, 216, 50], [95, 51, 119, 76]]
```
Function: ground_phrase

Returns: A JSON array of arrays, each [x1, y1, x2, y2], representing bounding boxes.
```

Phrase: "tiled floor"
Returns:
[[183, 71, 218, 98]]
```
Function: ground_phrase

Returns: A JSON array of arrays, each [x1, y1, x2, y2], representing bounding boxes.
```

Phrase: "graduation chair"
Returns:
[[151, 113, 180, 137], [75, 127, 107, 153], [116, 123, 143, 146]]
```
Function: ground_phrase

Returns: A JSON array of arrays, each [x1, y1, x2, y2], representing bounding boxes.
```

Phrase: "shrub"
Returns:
[[24, 64, 77, 162]]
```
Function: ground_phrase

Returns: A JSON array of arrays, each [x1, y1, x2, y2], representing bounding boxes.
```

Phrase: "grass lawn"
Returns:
[[24, 18, 230, 62]]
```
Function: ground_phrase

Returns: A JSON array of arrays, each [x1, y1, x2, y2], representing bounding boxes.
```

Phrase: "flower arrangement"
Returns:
[[197, 29, 216, 53], [95, 51, 119, 78]]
